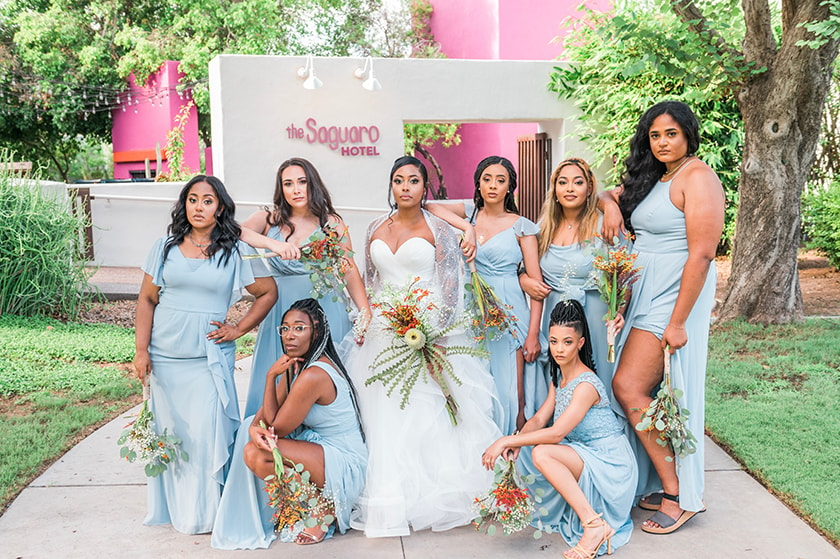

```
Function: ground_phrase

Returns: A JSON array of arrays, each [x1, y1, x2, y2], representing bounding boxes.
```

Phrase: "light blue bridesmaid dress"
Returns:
[[142, 238, 266, 534], [466, 201, 538, 434], [523, 224, 616, 419], [211, 360, 367, 549], [244, 225, 353, 417], [614, 177, 716, 513], [519, 373, 636, 555]]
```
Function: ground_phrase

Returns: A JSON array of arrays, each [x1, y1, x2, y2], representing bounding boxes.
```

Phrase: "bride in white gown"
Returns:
[[345, 156, 502, 537]]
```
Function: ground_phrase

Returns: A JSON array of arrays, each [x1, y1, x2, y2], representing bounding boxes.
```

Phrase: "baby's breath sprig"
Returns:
[[117, 385, 188, 477], [635, 348, 697, 461], [472, 459, 546, 538]]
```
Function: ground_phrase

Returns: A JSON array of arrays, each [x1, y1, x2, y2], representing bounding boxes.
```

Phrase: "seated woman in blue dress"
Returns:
[[211, 298, 367, 548], [481, 300, 637, 559]]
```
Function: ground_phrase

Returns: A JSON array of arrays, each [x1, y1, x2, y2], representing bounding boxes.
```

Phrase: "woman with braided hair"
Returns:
[[211, 298, 367, 548], [482, 300, 637, 558]]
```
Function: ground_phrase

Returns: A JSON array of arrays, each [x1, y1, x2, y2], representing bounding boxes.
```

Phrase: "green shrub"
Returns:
[[803, 180, 840, 268], [0, 149, 93, 318]]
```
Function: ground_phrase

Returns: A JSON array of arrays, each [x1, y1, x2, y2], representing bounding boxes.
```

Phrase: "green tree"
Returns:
[[554, 0, 840, 323], [0, 0, 381, 181], [551, 0, 749, 252]]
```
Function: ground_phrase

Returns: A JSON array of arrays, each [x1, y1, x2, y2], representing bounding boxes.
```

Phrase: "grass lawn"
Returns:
[[706, 318, 840, 545], [0, 314, 837, 548], [0, 314, 139, 511]]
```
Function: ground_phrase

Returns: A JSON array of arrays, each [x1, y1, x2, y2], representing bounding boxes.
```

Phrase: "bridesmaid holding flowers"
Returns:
[[428, 155, 542, 434], [134, 175, 277, 534], [239, 157, 371, 417], [519, 158, 625, 417]]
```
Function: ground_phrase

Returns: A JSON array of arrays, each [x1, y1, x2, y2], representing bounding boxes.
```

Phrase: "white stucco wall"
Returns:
[[87, 56, 591, 267]]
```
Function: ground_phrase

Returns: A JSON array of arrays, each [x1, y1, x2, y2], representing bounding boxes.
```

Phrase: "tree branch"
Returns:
[[741, 0, 777, 66], [413, 142, 447, 200], [670, 0, 743, 60]]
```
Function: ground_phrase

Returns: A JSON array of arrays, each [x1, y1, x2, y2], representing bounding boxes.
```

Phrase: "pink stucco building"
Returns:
[[111, 61, 201, 180], [425, 0, 609, 199]]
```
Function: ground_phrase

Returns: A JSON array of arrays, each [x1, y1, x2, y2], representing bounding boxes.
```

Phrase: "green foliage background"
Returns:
[[0, 0, 382, 181], [550, 0, 762, 251], [803, 179, 840, 267], [0, 150, 92, 318]]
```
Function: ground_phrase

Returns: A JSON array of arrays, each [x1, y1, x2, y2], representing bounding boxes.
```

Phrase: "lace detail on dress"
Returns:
[[554, 372, 623, 443]]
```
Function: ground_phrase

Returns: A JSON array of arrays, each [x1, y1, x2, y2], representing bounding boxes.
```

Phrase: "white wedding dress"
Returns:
[[346, 234, 502, 537]]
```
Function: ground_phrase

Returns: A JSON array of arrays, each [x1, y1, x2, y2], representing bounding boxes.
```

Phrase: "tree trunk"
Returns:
[[413, 142, 448, 199], [718, 0, 839, 323]]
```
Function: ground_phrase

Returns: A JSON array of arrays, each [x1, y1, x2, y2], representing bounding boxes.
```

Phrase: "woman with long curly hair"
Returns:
[[601, 100, 724, 534], [239, 157, 370, 417], [134, 175, 277, 534]]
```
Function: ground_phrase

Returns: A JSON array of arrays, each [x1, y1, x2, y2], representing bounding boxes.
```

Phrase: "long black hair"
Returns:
[[164, 174, 240, 266], [387, 155, 431, 210], [281, 298, 365, 442], [267, 157, 341, 238], [469, 155, 519, 222], [618, 101, 700, 233], [547, 299, 596, 388]]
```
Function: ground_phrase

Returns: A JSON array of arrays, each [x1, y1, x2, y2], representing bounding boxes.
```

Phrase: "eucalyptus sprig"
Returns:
[[635, 348, 697, 461]]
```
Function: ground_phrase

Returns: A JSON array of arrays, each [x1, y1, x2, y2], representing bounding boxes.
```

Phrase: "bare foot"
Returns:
[[563, 516, 615, 559], [294, 524, 328, 545], [643, 497, 682, 529]]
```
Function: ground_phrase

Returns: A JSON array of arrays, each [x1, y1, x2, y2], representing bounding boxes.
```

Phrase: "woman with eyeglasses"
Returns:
[[239, 157, 371, 418], [211, 298, 367, 548]]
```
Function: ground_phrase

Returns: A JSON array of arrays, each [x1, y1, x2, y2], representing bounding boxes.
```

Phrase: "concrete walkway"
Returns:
[[0, 269, 836, 558]]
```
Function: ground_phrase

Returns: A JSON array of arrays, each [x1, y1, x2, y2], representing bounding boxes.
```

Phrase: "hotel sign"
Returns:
[[287, 118, 381, 156]]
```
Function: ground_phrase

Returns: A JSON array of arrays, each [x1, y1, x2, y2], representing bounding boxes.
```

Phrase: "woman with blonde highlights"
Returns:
[[520, 157, 624, 417]]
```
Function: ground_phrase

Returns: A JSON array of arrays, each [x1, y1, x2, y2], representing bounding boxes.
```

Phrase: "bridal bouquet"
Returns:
[[466, 261, 518, 344], [117, 387, 188, 477], [299, 223, 354, 304], [635, 349, 697, 461], [367, 278, 488, 426], [261, 422, 335, 533], [592, 234, 641, 362], [472, 459, 545, 537]]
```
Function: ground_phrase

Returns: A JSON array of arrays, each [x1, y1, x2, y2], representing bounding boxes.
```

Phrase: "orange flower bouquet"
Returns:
[[299, 223, 354, 304], [261, 422, 335, 533], [466, 261, 518, 344], [243, 223, 354, 306], [592, 235, 641, 362], [367, 278, 488, 426], [472, 459, 545, 537]]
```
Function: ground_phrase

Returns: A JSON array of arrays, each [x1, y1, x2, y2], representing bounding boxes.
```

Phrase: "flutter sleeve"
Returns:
[[141, 236, 168, 289], [513, 216, 539, 238]]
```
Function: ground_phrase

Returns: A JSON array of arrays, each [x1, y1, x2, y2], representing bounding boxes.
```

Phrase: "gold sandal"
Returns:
[[563, 513, 616, 559]]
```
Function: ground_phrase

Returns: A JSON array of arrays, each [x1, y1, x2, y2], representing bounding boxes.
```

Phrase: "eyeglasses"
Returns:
[[277, 324, 312, 336]]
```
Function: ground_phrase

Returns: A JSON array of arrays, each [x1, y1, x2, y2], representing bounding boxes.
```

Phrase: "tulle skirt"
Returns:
[[340, 325, 502, 537]]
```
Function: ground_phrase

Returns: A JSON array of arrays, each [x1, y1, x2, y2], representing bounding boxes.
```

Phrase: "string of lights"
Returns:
[[0, 68, 206, 119]]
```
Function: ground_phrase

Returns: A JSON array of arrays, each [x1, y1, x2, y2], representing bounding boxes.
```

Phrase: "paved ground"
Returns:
[[0, 269, 837, 558]]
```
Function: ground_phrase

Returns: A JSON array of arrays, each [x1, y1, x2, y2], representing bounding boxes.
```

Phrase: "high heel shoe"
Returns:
[[563, 513, 616, 559]]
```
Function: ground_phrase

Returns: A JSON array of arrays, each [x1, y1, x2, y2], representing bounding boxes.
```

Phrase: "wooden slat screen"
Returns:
[[517, 132, 551, 223]]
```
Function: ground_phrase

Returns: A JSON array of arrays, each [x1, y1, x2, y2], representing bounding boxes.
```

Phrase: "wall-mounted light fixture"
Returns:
[[297, 55, 323, 90], [354, 57, 382, 91]]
